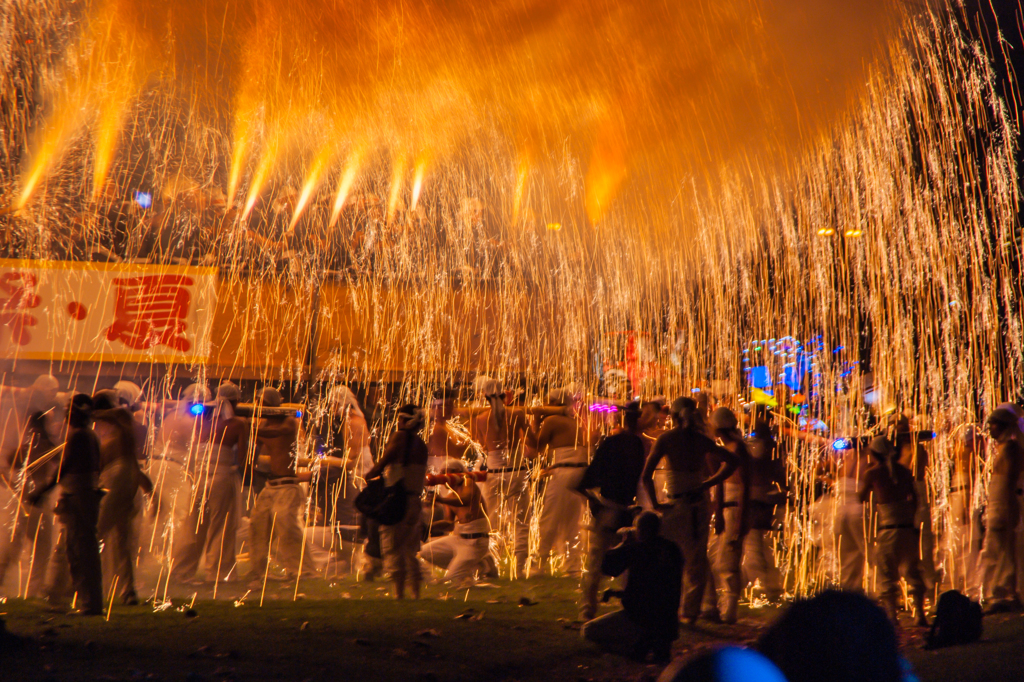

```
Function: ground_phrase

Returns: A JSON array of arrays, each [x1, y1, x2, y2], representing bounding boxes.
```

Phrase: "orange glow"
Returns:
[[242, 141, 279, 221], [387, 155, 407, 222], [329, 151, 362, 227], [289, 147, 334, 230], [410, 159, 427, 212]]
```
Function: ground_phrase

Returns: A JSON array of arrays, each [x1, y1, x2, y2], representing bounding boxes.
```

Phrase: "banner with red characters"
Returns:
[[0, 259, 218, 363]]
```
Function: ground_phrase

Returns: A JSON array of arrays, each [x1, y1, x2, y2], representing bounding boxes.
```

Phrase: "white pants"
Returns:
[[707, 506, 744, 621], [97, 459, 140, 599], [482, 469, 530, 575], [172, 467, 239, 582], [144, 458, 191, 566], [249, 482, 306, 578], [535, 466, 586, 573], [0, 491, 53, 598], [380, 497, 422, 585], [836, 504, 866, 591], [913, 483, 937, 592], [421, 533, 490, 584], [980, 523, 1019, 603], [945, 490, 982, 599], [742, 529, 783, 599], [877, 527, 925, 598]]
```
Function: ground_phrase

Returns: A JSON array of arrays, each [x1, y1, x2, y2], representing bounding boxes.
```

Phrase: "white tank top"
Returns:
[[723, 482, 745, 504], [666, 470, 703, 496], [457, 516, 490, 535], [487, 449, 510, 469], [838, 477, 860, 502], [551, 446, 588, 465]]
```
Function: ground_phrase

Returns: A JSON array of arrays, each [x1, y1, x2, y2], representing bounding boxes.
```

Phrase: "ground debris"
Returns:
[[557, 617, 582, 631], [415, 628, 442, 638]]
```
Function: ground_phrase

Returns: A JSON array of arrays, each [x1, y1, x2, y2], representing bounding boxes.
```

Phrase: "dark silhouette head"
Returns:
[[92, 389, 119, 411], [757, 590, 903, 682], [986, 405, 1023, 443], [216, 381, 242, 407], [711, 406, 739, 438], [260, 386, 284, 408], [68, 393, 94, 429], [622, 400, 642, 431], [671, 397, 697, 428], [397, 404, 425, 432], [635, 510, 661, 542]]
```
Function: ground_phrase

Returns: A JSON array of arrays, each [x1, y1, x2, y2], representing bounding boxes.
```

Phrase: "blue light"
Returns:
[[832, 438, 850, 451], [746, 365, 772, 389], [133, 190, 153, 209], [714, 647, 788, 682], [782, 365, 803, 391], [189, 403, 204, 416], [295, 409, 303, 418]]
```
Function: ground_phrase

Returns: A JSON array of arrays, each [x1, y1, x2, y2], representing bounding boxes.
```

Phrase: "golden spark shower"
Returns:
[[0, 0, 1021, 596]]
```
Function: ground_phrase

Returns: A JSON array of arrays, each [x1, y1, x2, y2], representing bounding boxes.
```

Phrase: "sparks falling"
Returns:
[[0, 0, 1020, 596]]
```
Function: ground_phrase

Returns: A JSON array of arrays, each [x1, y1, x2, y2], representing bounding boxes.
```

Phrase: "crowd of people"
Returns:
[[0, 372, 1021, 664]]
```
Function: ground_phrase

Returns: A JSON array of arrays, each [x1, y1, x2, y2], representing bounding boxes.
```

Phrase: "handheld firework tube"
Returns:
[[426, 471, 487, 487], [164, 400, 304, 418], [235, 402, 305, 418]]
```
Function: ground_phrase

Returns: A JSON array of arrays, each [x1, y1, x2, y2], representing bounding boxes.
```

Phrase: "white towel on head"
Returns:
[[329, 385, 364, 419]]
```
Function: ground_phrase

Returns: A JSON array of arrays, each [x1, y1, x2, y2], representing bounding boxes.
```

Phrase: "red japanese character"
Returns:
[[105, 275, 194, 352], [0, 272, 41, 346]]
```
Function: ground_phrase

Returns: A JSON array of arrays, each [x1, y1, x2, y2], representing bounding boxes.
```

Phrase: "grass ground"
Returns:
[[0, 575, 1021, 682]]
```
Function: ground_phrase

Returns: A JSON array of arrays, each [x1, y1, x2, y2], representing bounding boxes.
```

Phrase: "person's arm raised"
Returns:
[[365, 431, 403, 480]]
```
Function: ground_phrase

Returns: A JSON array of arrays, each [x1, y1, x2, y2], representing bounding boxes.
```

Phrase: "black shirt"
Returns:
[[579, 431, 646, 510], [60, 427, 101, 479], [602, 535, 683, 641]]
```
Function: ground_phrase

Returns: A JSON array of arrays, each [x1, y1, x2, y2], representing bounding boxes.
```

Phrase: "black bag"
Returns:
[[354, 431, 412, 526], [355, 476, 408, 526], [925, 590, 983, 649]]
